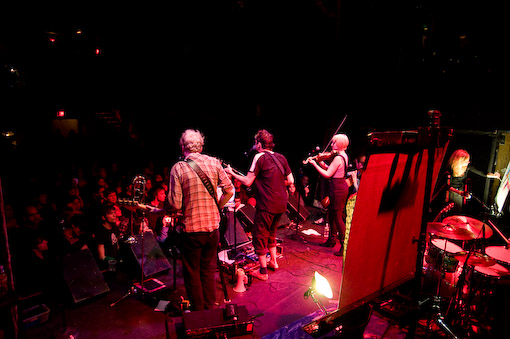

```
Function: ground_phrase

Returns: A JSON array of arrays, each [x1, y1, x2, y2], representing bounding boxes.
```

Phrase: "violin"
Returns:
[[303, 150, 339, 164]]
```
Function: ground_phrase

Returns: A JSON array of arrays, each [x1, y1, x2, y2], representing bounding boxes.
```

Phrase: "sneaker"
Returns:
[[320, 240, 336, 247], [251, 270, 269, 281], [267, 262, 279, 271]]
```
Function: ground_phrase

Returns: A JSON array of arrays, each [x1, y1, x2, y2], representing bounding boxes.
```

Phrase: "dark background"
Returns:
[[1, 1, 509, 187]]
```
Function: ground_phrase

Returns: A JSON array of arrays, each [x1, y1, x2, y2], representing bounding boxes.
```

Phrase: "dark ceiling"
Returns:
[[1, 1, 509, 169]]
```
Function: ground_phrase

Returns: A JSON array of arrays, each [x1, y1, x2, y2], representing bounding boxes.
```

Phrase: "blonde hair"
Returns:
[[448, 149, 470, 168], [331, 134, 349, 151], [180, 129, 204, 153]]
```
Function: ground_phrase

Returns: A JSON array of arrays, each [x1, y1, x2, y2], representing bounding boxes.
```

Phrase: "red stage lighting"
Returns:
[[57, 110, 65, 118]]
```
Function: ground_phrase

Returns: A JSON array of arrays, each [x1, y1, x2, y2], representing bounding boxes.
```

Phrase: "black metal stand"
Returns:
[[111, 175, 148, 307], [287, 187, 307, 243], [405, 111, 459, 339], [110, 229, 148, 308], [218, 208, 232, 303]]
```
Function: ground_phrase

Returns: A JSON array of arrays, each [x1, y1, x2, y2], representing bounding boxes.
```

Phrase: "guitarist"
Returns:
[[164, 129, 233, 311], [225, 129, 294, 281]]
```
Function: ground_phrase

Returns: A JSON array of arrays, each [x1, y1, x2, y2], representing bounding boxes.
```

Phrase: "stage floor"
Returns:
[[19, 212, 510, 339]]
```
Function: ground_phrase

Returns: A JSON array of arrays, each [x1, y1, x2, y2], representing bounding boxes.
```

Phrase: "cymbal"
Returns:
[[453, 251, 497, 267], [427, 222, 477, 240], [442, 215, 493, 239]]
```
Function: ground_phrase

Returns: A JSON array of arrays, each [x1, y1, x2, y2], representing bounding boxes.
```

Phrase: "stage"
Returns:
[[18, 208, 510, 338]]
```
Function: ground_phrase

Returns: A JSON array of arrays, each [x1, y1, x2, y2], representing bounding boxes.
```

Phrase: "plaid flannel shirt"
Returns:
[[168, 153, 233, 233]]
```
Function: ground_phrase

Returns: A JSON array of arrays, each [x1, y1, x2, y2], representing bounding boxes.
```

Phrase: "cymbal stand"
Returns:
[[444, 242, 477, 332], [426, 238, 459, 339]]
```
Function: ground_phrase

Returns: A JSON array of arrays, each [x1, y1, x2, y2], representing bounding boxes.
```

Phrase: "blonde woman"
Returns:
[[305, 134, 350, 256]]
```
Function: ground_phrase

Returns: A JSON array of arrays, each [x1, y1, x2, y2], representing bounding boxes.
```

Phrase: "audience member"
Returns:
[[94, 204, 121, 270]]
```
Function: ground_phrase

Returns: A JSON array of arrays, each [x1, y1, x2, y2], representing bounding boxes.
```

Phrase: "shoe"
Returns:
[[267, 262, 279, 271], [320, 240, 336, 248], [314, 217, 324, 225], [334, 250, 343, 257], [251, 270, 269, 281]]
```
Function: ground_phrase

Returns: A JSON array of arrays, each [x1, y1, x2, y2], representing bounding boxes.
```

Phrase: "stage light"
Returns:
[[57, 110, 65, 118], [304, 271, 333, 315]]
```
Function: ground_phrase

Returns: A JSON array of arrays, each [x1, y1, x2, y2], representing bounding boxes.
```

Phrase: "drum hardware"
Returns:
[[427, 222, 477, 241], [426, 238, 464, 273], [444, 242, 506, 334], [485, 245, 510, 265], [423, 235, 461, 338], [441, 215, 494, 240], [452, 251, 497, 267]]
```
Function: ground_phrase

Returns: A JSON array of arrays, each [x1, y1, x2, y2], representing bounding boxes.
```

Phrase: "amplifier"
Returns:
[[183, 305, 254, 338]]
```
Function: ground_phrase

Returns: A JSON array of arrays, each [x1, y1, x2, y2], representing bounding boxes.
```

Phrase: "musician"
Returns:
[[304, 133, 350, 256], [168, 129, 234, 311], [225, 129, 294, 281], [445, 149, 500, 215]]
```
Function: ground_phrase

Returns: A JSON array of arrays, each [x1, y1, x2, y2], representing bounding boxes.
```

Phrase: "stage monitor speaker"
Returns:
[[223, 211, 250, 247], [287, 194, 310, 221], [127, 231, 171, 278], [237, 205, 255, 230], [62, 249, 110, 304]]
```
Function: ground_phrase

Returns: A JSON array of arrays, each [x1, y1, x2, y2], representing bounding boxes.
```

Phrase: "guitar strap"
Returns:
[[185, 159, 222, 215], [264, 152, 285, 178]]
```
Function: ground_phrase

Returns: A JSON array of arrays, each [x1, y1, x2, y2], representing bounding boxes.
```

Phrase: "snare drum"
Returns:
[[426, 238, 464, 272]]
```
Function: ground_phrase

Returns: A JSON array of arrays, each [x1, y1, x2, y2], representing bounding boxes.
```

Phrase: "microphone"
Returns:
[[449, 187, 471, 199], [243, 145, 256, 157]]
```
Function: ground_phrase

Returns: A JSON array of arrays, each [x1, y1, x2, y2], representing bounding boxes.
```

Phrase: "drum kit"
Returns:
[[424, 214, 510, 336]]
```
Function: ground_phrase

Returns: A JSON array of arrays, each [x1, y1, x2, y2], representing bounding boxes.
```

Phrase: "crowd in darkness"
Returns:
[[1, 118, 366, 309], [1, 123, 182, 305]]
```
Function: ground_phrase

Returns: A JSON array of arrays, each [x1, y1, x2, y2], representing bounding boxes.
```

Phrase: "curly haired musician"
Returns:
[[225, 129, 294, 281]]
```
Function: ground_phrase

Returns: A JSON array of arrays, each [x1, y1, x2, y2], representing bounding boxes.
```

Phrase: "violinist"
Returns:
[[304, 133, 350, 256]]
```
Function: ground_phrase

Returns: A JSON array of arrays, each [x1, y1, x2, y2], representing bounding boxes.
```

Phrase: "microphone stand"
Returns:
[[287, 183, 307, 243], [111, 175, 147, 307]]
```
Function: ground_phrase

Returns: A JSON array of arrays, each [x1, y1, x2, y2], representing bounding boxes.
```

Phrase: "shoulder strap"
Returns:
[[340, 155, 347, 177], [185, 159, 222, 214], [264, 152, 285, 177]]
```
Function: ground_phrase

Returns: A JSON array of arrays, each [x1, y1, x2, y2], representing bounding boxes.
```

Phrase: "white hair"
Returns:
[[180, 129, 204, 153]]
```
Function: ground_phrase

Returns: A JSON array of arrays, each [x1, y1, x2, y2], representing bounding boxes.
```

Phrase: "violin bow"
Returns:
[[321, 114, 348, 152]]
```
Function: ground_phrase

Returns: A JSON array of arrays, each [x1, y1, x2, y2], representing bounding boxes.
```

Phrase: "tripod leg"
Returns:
[[110, 286, 135, 307]]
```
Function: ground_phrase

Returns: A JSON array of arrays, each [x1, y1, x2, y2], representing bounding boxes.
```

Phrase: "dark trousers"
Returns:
[[328, 178, 349, 242], [180, 229, 219, 311], [252, 210, 282, 256]]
